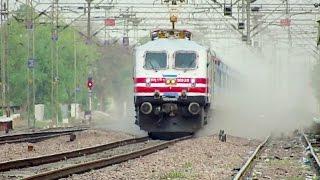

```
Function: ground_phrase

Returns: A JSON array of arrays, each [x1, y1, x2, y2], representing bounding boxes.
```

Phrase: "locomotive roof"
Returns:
[[136, 39, 207, 52]]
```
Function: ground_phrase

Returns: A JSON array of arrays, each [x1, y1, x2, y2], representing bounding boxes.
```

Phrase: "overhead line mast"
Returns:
[[246, 0, 251, 45], [0, 0, 9, 117], [51, 0, 59, 125], [86, 0, 93, 43], [286, 0, 292, 48], [26, 0, 36, 127]]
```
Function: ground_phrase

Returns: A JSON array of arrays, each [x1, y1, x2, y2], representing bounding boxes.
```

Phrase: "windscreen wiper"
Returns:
[[148, 61, 158, 71], [183, 58, 195, 72], [187, 58, 195, 67]]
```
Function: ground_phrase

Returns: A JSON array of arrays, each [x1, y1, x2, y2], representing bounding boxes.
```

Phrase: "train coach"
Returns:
[[133, 29, 216, 136], [213, 57, 240, 93]]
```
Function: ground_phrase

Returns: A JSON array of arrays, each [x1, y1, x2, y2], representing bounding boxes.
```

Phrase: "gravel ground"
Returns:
[[252, 135, 315, 179], [0, 129, 134, 162], [0, 127, 38, 136], [66, 135, 260, 180], [0, 139, 162, 179]]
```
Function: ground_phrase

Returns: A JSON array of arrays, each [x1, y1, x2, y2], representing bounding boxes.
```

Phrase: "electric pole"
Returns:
[[86, 0, 93, 43], [85, 0, 93, 118], [0, 0, 9, 117], [26, 0, 36, 127], [317, 20, 320, 47], [242, 0, 245, 23], [285, 0, 291, 100], [246, 0, 251, 45], [73, 30, 77, 119], [286, 0, 292, 48], [51, 0, 59, 125], [104, 9, 107, 45]]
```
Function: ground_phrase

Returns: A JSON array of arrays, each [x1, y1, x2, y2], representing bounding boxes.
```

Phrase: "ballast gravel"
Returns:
[[66, 135, 260, 180], [0, 129, 134, 162], [252, 135, 315, 179], [0, 140, 163, 179]]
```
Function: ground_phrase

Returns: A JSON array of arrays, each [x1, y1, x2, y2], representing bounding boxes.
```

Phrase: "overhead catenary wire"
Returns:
[[5, 0, 320, 58]]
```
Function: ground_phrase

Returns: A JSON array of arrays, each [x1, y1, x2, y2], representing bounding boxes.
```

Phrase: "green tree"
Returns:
[[1, 5, 101, 119]]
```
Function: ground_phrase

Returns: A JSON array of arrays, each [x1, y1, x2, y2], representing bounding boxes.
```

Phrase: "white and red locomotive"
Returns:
[[133, 29, 215, 135]]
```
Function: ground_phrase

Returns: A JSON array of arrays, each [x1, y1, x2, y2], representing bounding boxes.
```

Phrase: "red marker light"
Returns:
[[87, 78, 93, 90]]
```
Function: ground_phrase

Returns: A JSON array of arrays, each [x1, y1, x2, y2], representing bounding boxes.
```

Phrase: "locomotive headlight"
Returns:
[[191, 78, 196, 87], [171, 79, 176, 84], [166, 79, 171, 85]]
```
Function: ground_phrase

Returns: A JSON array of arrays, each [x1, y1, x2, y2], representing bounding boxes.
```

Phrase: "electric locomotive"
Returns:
[[133, 27, 215, 135]]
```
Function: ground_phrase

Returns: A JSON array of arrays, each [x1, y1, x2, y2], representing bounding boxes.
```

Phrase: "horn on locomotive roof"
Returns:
[[170, 15, 178, 30], [150, 15, 192, 41]]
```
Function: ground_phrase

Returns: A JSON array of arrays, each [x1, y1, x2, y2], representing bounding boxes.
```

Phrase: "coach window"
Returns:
[[174, 51, 197, 69], [144, 52, 167, 70]]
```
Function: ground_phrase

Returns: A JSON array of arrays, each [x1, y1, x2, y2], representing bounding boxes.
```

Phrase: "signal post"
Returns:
[[87, 77, 93, 122]]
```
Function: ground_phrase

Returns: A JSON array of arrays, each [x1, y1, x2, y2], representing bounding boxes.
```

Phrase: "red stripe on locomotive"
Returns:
[[134, 77, 207, 84], [135, 87, 207, 93]]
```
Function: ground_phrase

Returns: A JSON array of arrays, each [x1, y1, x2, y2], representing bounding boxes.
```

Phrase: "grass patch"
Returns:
[[266, 158, 293, 166], [34, 120, 52, 128], [284, 177, 309, 180], [183, 162, 193, 169], [161, 170, 187, 179]]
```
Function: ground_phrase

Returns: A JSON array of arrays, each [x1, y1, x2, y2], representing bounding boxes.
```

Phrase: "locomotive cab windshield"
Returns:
[[144, 51, 167, 70], [174, 51, 197, 69]]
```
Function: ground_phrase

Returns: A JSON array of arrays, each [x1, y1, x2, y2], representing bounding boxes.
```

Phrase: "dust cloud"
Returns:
[[93, 89, 146, 137], [94, 41, 318, 139], [200, 41, 318, 139]]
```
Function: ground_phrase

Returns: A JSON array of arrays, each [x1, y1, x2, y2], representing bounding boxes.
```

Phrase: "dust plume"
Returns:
[[92, 45, 146, 136], [93, 90, 146, 137], [94, 42, 318, 139], [200, 42, 318, 139]]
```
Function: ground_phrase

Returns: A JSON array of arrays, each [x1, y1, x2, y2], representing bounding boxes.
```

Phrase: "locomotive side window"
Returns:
[[144, 52, 167, 70], [174, 51, 197, 69]]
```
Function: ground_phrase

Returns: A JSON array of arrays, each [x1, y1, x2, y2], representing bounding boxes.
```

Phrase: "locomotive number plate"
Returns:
[[163, 97, 178, 101], [163, 92, 178, 101], [163, 92, 178, 97]]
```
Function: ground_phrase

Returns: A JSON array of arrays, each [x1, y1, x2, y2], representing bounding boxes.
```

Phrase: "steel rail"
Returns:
[[0, 136, 149, 172], [37, 126, 89, 132], [0, 132, 76, 145], [0, 127, 87, 143], [22, 135, 192, 180], [233, 135, 270, 180], [301, 132, 320, 175]]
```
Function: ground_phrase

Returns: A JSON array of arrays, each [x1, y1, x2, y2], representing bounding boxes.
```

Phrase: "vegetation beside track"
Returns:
[[0, 4, 134, 121]]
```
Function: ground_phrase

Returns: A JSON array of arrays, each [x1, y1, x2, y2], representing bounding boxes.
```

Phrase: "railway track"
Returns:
[[0, 135, 192, 180], [301, 132, 320, 175], [233, 135, 271, 180], [0, 127, 88, 144], [234, 132, 318, 179]]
